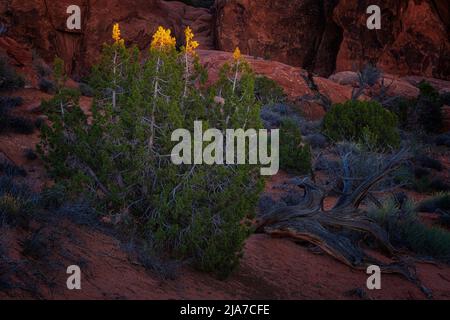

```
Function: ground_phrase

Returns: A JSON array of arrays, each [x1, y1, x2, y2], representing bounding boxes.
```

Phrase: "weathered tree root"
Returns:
[[256, 149, 433, 298]]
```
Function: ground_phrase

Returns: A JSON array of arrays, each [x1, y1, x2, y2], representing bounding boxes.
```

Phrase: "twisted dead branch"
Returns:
[[256, 148, 433, 298]]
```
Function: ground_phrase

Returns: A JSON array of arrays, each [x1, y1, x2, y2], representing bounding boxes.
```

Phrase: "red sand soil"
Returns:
[[2, 88, 450, 300], [0, 89, 50, 191], [1, 168, 449, 300], [2, 222, 450, 300]]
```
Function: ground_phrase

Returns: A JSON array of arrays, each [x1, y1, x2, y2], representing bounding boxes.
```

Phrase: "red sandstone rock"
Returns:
[[198, 49, 353, 102], [198, 49, 353, 119], [378, 75, 420, 99], [2, 0, 448, 82], [214, 0, 342, 77], [329, 71, 421, 99], [328, 71, 360, 87], [333, 0, 450, 80], [199, 50, 311, 97], [215, 0, 450, 80], [312, 76, 353, 103], [402, 76, 450, 94], [0, 36, 37, 86], [0, 0, 214, 76]]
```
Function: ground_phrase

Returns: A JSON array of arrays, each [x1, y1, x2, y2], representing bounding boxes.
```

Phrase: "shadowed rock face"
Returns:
[[214, 0, 342, 77], [215, 0, 450, 79], [334, 0, 450, 80], [0, 0, 214, 77], [1, 0, 448, 80]]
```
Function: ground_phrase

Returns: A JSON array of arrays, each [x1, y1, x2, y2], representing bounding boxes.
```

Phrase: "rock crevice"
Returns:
[[1, 0, 449, 80], [214, 0, 450, 79]]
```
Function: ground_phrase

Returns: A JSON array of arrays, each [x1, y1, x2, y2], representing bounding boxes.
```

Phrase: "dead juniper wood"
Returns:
[[256, 148, 432, 298]]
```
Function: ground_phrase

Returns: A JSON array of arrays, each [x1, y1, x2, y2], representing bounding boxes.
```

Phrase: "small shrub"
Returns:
[[416, 81, 443, 133], [435, 132, 450, 147], [440, 212, 450, 228], [279, 118, 312, 174], [351, 64, 381, 100], [388, 83, 445, 134], [0, 193, 21, 217], [54, 200, 99, 227], [387, 97, 414, 129], [368, 198, 450, 259], [258, 194, 282, 215], [429, 178, 450, 192], [79, 82, 94, 97], [358, 64, 381, 87], [320, 142, 403, 195], [0, 176, 36, 227], [410, 176, 433, 193], [406, 175, 449, 193], [414, 167, 431, 179], [322, 100, 400, 149], [0, 160, 27, 177], [1, 102, 35, 134], [414, 154, 443, 172], [254, 76, 286, 105], [38, 78, 55, 93], [260, 108, 282, 128], [260, 103, 320, 136], [34, 60, 52, 78], [21, 229, 50, 260], [297, 119, 322, 136], [5, 116, 35, 134], [135, 243, 179, 280], [24, 148, 37, 161], [417, 193, 450, 213], [34, 116, 46, 129], [260, 104, 294, 128], [0, 176, 32, 197], [38, 184, 67, 210], [304, 133, 327, 149], [0, 96, 23, 109], [0, 55, 25, 91], [441, 92, 450, 106]]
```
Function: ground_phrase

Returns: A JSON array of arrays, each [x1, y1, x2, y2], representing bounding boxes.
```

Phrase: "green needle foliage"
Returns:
[[369, 198, 450, 259], [279, 118, 311, 174], [322, 100, 400, 149], [38, 28, 264, 277]]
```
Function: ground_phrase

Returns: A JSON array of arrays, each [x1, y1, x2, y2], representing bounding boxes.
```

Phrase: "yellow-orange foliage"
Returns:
[[112, 23, 124, 46], [151, 26, 176, 50], [184, 26, 199, 55], [233, 47, 242, 62]]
